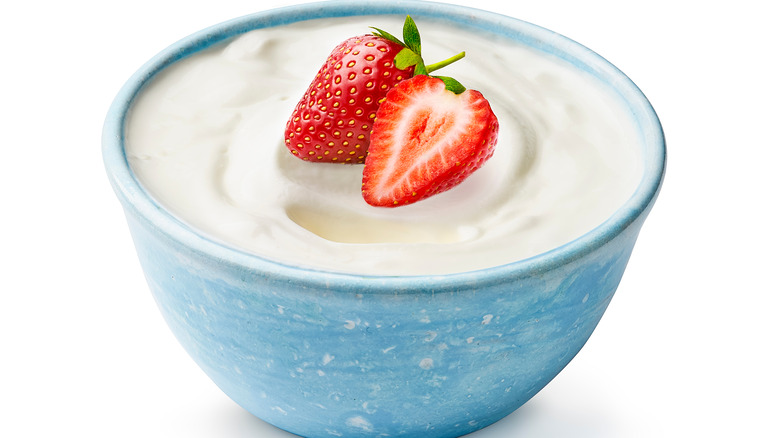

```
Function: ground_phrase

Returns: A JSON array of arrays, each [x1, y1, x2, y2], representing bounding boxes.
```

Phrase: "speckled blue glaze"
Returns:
[[103, 1, 665, 437]]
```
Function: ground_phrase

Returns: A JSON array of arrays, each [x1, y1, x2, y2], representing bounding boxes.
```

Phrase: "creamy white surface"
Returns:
[[126, 17, 642, 275]]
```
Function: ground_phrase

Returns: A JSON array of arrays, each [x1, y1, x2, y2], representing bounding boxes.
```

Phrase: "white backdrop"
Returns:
[[2, 1, 778, 436]]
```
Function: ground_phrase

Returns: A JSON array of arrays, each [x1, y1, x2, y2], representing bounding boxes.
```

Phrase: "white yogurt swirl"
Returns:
[[126, 16, 642, 275]]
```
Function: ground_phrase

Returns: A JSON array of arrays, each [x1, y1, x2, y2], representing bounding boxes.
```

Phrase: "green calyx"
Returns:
[[371, 15, 467, 94]]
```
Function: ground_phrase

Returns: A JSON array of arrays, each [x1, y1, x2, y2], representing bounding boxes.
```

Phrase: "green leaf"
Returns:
[[434, 76, 467, 94], [395, 48, 423, 70], [402, 15, 422, 55], [370, 27, 405, 47], [414, 63, 429, 76]]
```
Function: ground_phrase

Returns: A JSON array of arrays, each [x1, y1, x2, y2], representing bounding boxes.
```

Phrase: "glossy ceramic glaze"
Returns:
[[103, 2, 665, 437]]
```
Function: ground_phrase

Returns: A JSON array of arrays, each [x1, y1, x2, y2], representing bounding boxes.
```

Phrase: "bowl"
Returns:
[[102, 1, 665, 437]]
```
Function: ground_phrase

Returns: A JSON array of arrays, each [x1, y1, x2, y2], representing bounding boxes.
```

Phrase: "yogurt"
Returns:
[[125, 16, 642, 276]]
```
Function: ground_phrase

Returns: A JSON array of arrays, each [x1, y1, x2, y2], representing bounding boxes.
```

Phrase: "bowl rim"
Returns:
[[102, 0, 666, 292]]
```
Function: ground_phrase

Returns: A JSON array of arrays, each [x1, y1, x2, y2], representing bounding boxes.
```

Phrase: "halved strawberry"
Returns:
[[284, 16, 466, 164], [362, 75, 499, 207]]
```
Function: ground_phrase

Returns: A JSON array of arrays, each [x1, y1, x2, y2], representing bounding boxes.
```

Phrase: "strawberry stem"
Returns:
[[425, 51, 466, 73]]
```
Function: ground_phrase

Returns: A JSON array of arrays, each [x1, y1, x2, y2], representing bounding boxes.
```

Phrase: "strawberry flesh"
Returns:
[[284, 35, 414, 163], [362, 75, 499, 207]]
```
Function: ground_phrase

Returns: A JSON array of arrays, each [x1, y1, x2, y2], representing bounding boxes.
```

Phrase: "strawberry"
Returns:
[[284, 35, 411, 163], [361, 75, 499, 207], [284, 16, 465, 164]]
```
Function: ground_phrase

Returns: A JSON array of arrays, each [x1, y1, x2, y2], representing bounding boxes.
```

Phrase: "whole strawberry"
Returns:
[[283, 35, 410, 163], [284, 16, 464, 164]]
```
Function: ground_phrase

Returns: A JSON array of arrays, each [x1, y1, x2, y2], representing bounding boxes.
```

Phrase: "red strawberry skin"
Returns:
[[362, 75, 499, 207], [284, 35, 414, 163]]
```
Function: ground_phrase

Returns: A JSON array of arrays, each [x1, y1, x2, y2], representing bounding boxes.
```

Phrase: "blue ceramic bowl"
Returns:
[[103, 1, 665, 437]]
